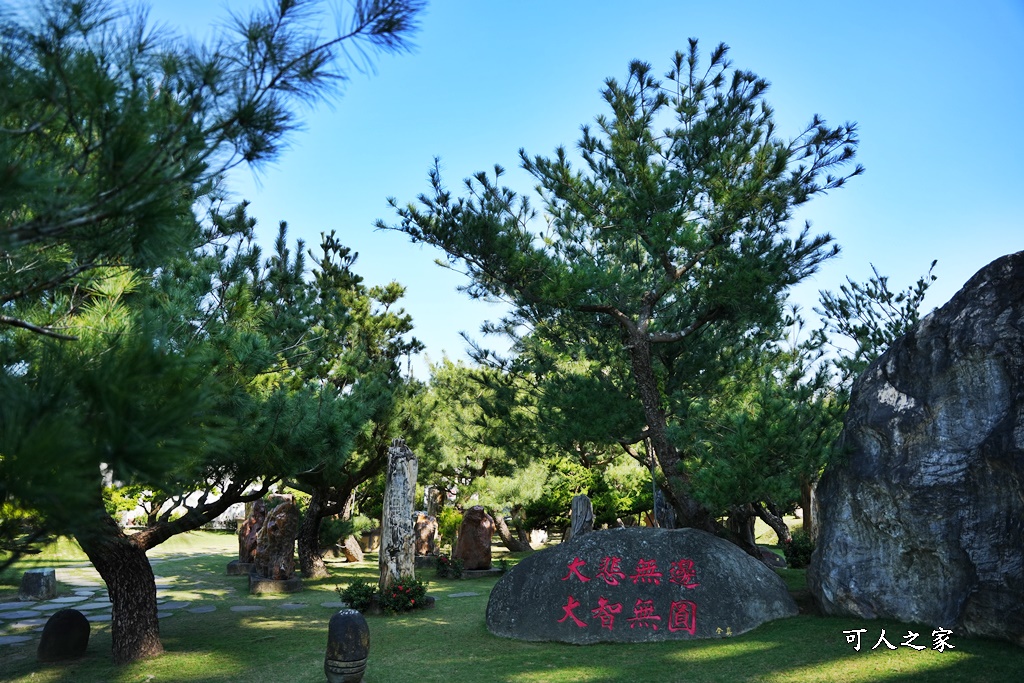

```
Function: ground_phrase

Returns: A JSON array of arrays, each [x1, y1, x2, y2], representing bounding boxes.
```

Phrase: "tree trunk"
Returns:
[[76, 515, 162, 664], [626, 333, 717, 532], [297, 487, 329, 580], [511, 511, 532, 548], [755, 499, 792, 544], [492, 511, 530, 552], [800, 478, 817, 541], [725, 504, 760, 559]]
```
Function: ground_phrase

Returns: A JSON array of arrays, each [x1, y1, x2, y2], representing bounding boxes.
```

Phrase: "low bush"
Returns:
[[436, 553, 464, 579], [784, 529, 815, 569], [378, 578, 427, 615]]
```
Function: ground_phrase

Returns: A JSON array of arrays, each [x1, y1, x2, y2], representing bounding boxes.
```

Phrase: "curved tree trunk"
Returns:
[[493, 511, 530, 552], [799, 478, 817, 541], [76, 515, 163, 664], [297, 487, 329, 580], [725, 504, 760, 560], [626, 333, 717, 533], [755, 499, 792, 545]]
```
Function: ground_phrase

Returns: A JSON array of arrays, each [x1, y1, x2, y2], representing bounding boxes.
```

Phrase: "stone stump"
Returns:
[[325, 609, 369, 683], [453, 506, 494, 570], [809, 252, 1024, 647], [413, 511, 438, 556], [250, 500, 302, 594], [19, 568, 56, 601], [569, 494, 594, 541], [37, 609, 89, 662], [379, 438, 418, 593]]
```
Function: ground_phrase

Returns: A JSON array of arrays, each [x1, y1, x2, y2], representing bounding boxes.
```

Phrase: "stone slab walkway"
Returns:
[[0, 560, 354, 650]]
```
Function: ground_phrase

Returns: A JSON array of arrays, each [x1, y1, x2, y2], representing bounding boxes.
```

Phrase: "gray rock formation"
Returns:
[[253, 500, 299, 581], [809, 252, 1024, 646], [487, 527, 796, 643]]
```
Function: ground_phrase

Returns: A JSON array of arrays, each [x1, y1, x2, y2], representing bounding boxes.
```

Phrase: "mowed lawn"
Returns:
[[1, 531, 1019, 683]]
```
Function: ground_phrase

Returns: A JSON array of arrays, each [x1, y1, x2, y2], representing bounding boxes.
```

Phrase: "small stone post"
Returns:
[[379, 438, 418, 593], [325, 609, 369, 683], [569, 494, 594, 541]]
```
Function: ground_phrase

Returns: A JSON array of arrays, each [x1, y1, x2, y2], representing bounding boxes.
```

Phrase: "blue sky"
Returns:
[[146, 0, 1024, 377]]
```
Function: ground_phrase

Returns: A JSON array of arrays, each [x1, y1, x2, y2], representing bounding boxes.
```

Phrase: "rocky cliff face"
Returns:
[[808, 252, 1024, 646]]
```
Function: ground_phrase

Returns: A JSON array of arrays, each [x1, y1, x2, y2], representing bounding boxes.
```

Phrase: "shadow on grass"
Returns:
[[3, 545, 1021, 683]]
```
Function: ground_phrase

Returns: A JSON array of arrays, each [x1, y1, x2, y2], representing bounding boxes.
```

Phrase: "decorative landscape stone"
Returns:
[[379, 438, 418, 592], [19, 569, 57, 601], [809, 251, 1024, 647], [453, 505, 494, 571], [341, 535, 364, 563], [413, 511, 438, 556], [229, 499, 267, 575], [250, 500, 302, 594], [325, 609, 369, 683], [487, 527, 797, 644], [569, 495, 594, 541]]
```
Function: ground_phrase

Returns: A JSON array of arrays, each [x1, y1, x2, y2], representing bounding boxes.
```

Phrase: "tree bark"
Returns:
[[297, 486, 329, 580], [725, 504, 760, 559], [492, 511, 530, 552], [755, 499, 792, 544], [626, 332, 717, 533], [76, 515, 163, 664], [799, 478, 817, 541]]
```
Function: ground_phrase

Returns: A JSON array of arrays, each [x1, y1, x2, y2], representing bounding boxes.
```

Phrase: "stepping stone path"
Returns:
[[0, 555, 390, 649]]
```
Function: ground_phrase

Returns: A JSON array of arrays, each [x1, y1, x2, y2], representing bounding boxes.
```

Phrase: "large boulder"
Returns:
[[487, 527, 796, 643], [37, 609, 89, 662], [809, 252, 1024, 646]]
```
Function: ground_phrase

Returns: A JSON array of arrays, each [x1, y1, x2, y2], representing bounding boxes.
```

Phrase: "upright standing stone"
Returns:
[[453, 506, 494, 570], [809, 252, 1024, 646], [379, 438, 418, 592], [38, 609, 90, 662], [424, 486, 443, 518], [569, 495, 595, 541], [654, 489, 676, 529], [250, 500, 303, 594], [228, 499, 266, 575], [413, 512, 438, 556], [19, 568, 57, 601]]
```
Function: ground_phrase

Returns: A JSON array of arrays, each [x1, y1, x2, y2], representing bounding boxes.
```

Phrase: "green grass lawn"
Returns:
[[1, 531, 1019, 682]]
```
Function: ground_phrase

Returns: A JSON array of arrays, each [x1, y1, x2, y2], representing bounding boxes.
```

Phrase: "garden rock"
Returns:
[[342, 535, 364, 563], [487, 527, 796, 643], [569, 495, 594, 541], [413, 512, 438, 556], [37, 609, 89, 662], [252, 500, 299, 581], [19, 569, 56, 601], [809, 251, 1024, 646], [229, 499, 266, 575], [453, 506, 494, 570]]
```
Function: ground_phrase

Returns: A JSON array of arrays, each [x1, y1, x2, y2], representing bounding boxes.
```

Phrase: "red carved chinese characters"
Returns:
[[558, 595, 587, 627], [668, 558, 700, 588], [595, 556, 627, 586], [553, 555, 701, 635], [561, 557, 591, 582], [630, 558, 662, 585], [668, 600, 697, 634], [590, 597, 623, 630], [627, 599, 662, 630]]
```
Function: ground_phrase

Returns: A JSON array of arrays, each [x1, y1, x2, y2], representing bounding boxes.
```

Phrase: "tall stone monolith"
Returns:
[[379, 438, 418, 592]]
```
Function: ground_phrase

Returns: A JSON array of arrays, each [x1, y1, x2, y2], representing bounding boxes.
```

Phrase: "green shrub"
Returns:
[[783, 529, 815, 569], [337, 578, 376, 612], [435, 553, 464, 579], [437, 507, 462, 550], [379, 578, 426, 614]]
